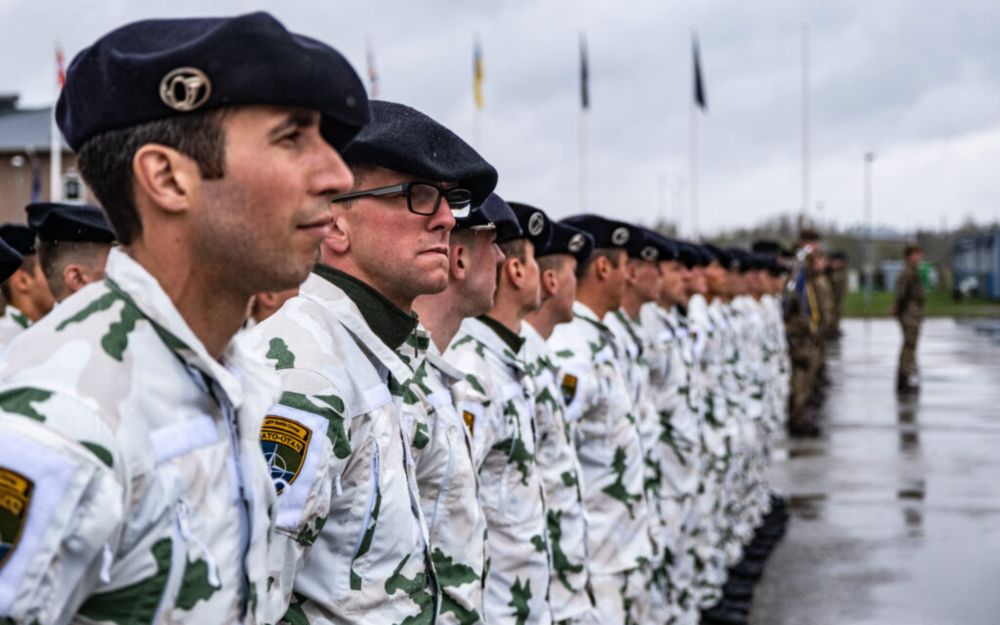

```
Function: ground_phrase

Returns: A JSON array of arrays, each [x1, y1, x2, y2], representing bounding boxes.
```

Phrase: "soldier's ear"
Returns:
[[132, 144, 199, 217], [62, 263, 87, 296], [450, 242, 468, 280], [324, 209, 351, 255], [541, 268, 559, 297]]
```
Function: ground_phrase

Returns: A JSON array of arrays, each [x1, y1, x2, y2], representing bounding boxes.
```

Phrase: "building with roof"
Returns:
[[0, 94, 84, 225], [953, 228, 1000, 300]]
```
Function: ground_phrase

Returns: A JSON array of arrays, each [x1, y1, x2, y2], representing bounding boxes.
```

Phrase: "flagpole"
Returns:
[[579, 108, 587, 212], [689, 26, 700, 239], [578, 31, 588, 213], [50, 45, 63, 202], [801, 20, 810, 222]]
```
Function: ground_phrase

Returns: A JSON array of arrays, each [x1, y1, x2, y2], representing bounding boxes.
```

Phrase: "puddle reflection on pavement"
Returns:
[[750, 318, 1000, 625]]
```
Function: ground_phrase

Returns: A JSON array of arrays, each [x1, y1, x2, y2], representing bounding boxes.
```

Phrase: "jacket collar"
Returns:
[[103, 248, 277, 409]]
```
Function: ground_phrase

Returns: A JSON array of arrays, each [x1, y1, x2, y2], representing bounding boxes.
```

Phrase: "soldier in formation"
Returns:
[[0, 11, 798, 625]]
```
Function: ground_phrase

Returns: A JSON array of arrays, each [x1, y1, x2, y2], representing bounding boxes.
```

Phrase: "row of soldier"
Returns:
[[0, 12, 793, 625]]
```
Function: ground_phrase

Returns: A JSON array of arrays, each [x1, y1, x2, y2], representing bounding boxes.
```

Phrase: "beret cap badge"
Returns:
[[159, 67, 212, 112], [567, 233, 586, 253], [611, 227, 630, 246], [641, 246, 658, 262], [528, 212, 545, 236]]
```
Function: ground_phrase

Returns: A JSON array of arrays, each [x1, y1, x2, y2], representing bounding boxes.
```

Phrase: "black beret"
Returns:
[[644, 230, 679, 262], [342, 100, 498, 206], [536, 222, 594, 264], [829, 250, 848, 261], [455, 193, 521, 243], [507, 202, 554, 252], [0, 224, 36, 256], [28, 203, 115, 244], [560, 214, 648, 258], [701, 243, 732, 268], [0, 238, 22, 283], [724, 247, 750, 272], [676, 242, 714, 269], [56, 12, 368, 151]]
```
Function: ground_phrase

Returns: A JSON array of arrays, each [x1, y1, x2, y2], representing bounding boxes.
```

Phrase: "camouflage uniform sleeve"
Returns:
[[0, 390, 124, 625], [258, 366, 345, 620], [449, 368, 499, 471]]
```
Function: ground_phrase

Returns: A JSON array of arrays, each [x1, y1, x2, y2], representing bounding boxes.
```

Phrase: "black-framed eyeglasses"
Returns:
[[330, 182, 472, 218]]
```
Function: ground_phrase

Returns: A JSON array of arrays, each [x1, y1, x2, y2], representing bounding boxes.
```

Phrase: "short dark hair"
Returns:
[[798, 227, 821, 244], [36, 240, 109, 301], [576, 247, 623, 280], [904, 244, 922, 258], [77, 109, 229, 245], [536, 254, 570, 275]]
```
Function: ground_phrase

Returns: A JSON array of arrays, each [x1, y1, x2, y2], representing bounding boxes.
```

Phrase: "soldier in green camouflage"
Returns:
[[411, 195, 520, 625], [893, 244, 925, 392], [444, 197, 552, 625], [0, 12, 367, 624], [549, 215, 652, 625], [522, 217, 596, 625], [603, 227, 665, 624], [249, 100, 498, 625]]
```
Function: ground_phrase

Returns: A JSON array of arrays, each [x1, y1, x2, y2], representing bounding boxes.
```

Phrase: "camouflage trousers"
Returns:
[[787, 337, 819, 423], [897, 314, 922, 381]]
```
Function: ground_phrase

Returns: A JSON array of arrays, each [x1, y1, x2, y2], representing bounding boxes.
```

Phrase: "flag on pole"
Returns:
[[579, 32, 590, 110], [51, 45, 65, 202], [473, 35, 484, 110], [365, 36, 380, 98], [692, 32, 707, 111], [56, 46, 66, 88]]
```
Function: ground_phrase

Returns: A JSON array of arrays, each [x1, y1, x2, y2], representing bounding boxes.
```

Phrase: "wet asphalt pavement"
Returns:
[[750, 318, 1000, 625]]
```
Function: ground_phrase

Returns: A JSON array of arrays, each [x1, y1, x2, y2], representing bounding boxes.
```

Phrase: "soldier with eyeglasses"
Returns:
[[247, 100, 497, 625]]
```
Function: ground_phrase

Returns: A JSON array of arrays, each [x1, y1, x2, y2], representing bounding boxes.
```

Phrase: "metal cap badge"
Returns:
[[159, 67, 212, 111], [611, 226, 630, 246]]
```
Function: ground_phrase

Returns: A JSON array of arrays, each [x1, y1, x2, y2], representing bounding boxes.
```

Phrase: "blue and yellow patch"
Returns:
[[260, 416, 311, 495], [0, 466, 32, 567], [560, 374, 578, 405]]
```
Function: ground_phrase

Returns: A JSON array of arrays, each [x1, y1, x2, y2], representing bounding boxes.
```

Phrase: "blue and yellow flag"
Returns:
[[473, 36, 484, 110]]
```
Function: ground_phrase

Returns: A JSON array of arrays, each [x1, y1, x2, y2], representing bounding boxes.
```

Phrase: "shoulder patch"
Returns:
[[560, 373, 578, 405], [260, 416, 312, 495], [462, 410, 476, 438], [0, 466, 33, 566]]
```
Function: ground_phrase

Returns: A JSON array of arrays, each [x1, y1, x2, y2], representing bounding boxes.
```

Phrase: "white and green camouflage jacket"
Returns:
[[0, 248, 280, 625], [521, 321, 593, 623], [0, 304, 30, 351], [402, 339, 488, 625], [445, 317, 551, 625], [547, 302, 652, 576], [604, 309, 666, 569], [248, 266, 436, 625]]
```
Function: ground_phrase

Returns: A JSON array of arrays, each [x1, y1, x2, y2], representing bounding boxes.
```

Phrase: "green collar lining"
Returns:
[[313, 264, 418, 350], [477, 315, 525, 354]]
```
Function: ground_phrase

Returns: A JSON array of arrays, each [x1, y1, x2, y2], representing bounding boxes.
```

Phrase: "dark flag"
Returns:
[[693, 33, 707, 111], [579, 32, 590, 110]]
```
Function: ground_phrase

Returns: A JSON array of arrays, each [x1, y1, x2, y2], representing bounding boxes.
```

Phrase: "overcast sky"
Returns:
[[2, 0, 998, 236]]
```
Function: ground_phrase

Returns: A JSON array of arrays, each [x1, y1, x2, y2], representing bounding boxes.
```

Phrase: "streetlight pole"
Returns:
[[863, 152, 875, 320]]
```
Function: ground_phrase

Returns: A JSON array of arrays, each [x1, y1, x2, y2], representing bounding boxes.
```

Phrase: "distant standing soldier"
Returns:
[[827, 251, 849, 338], [893, 244, 924, 392]]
